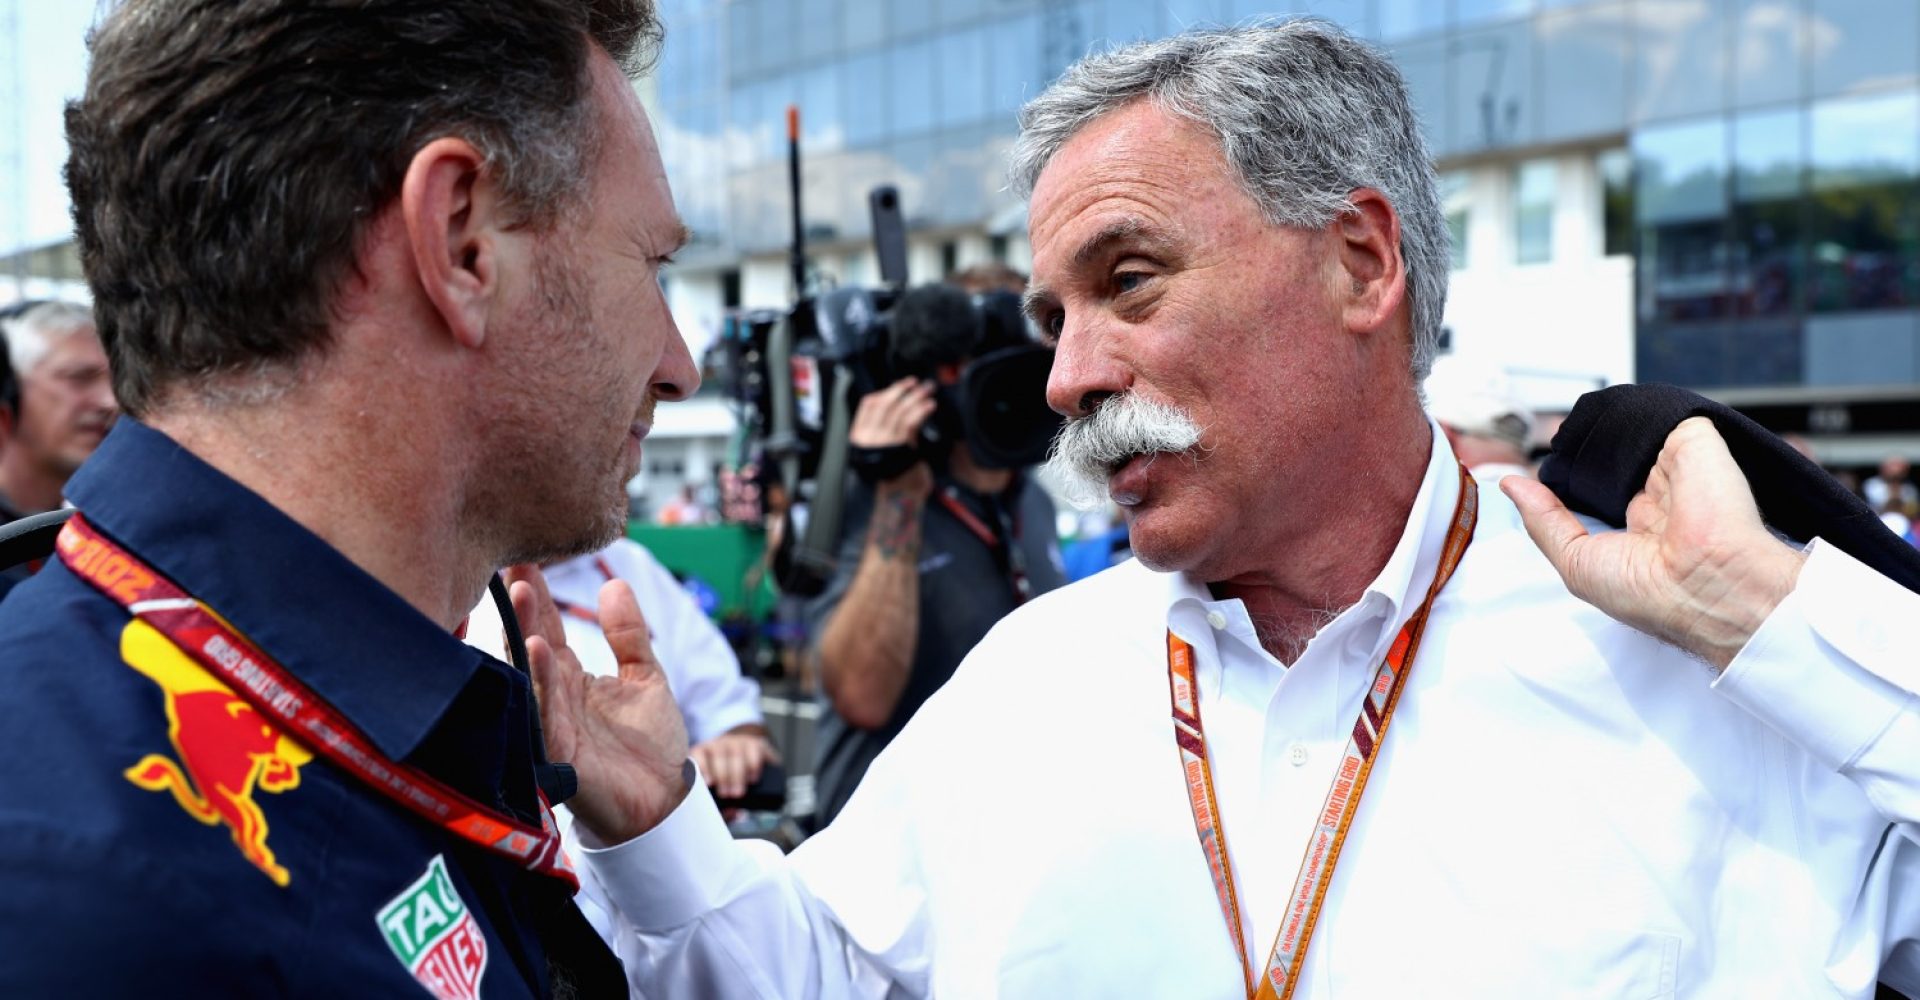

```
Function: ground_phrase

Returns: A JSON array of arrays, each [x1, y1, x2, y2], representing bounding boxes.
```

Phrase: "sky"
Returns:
[[0, 0, 98, 255]]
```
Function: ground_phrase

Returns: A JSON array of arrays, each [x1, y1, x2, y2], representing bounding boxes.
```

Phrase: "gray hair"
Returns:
[[2, 301, 97, 378], [1011, 19, 1449, 381]]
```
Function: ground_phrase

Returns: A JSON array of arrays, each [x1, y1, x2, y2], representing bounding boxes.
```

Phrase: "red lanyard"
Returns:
[[1169, 465, 1477, 999], [56, 513, 580, 890], [935, 487, 1031, 603], [552, 556, 618, 625]]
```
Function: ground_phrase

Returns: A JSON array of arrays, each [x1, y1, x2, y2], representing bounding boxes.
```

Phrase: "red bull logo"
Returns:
[[119, 618, 313, 887]]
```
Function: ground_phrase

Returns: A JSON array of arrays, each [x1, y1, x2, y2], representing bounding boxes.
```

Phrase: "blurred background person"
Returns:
[[806, 282, 1064, 828], [0, 301, 115, 599], [464, 537, 779, 804], [1866, 456, 1918, 517], [0, 300, 114, 522], [655, 482, 712, 525], [1423, 353, 1536, 481]]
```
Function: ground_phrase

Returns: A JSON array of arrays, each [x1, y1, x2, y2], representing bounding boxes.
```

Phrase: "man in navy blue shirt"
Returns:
[[0, 0, 700, 994]]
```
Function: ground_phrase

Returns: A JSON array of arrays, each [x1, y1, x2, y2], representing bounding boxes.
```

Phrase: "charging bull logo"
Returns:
[[119, 618, 313, 887]]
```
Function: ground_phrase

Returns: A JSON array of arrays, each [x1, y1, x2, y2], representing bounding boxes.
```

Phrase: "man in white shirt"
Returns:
[[520, 20, 1920, 997], [465, 537, 777, 802]]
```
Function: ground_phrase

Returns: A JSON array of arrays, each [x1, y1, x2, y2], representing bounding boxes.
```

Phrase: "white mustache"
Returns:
[[1045, 394, 1203, 510]]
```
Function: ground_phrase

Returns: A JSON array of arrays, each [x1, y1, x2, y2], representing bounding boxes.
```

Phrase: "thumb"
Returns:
[[1500, 476, 1592, 581], [596, 579, 664, 686]]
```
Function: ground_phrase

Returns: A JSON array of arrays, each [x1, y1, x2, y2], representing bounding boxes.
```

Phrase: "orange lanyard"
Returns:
[[1169, 465, 1476, 999], [56, 513, 580, 890]]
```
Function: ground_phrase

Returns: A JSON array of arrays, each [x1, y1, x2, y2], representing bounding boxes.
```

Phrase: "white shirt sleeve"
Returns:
[[1713, 539, 1920, 992], [573, 762, 915, 999], [1715, 539, 1920, 825]]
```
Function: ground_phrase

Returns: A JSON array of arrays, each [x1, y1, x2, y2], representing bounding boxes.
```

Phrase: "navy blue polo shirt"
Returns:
[[0, 421, 624, 996]]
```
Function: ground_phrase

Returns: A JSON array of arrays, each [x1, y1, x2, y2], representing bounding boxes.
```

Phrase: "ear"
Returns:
[[1334, 187, 1407, 339], [399, 137, 510, 351]]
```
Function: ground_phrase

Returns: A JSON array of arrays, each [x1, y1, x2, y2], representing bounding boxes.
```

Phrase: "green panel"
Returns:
[[626, 523, 777, 621]]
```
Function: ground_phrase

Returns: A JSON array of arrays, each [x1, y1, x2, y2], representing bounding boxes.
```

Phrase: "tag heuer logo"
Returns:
[[377, 855, 489, 1000]]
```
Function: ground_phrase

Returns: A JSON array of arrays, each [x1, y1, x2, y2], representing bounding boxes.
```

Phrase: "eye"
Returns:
[[1113, 270, 1151, 294]]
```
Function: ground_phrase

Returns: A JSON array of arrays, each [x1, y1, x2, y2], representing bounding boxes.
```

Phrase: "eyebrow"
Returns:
[[667, 221, 694, 254], [1023, 217, 1179, 323]]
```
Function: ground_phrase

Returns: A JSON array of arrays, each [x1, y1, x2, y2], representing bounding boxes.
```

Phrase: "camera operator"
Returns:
[[807, 283, 1065, 827]]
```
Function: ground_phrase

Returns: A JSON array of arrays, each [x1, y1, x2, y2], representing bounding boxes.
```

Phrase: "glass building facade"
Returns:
[[650, 0, 1920, 416]]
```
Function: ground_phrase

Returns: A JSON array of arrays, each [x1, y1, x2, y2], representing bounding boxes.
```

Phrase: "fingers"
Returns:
[[692, 738, 745, 799], [849, 378, 938, 448], [523, 633, 575, 762], [596, 579, 664, 687], [505, 566, 568, 655], [1500, 476, 1594, 590]]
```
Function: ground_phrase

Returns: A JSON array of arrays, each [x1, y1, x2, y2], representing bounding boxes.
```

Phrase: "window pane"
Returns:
[[938, 27, 991, 129], [1442, 171, 1472, 270], [1453, 20, 1535, 152], [1632, 0, 1728, 122], [1597, 147, 1634, 257], [843, 51, 888, 146], [1295, 0, 1375, 38], [842, 0, 887, 51], [755, 0, 797, 75], [1459, 0, 1533, 28], [1731, 107, 1803, 318], [893, 0, 934, 39], [1808, 90, 1920, 311], [1162, 0, 1223, 30], [1101, 0, 1159, 45], [1809, 0, 1920, 99], [1538, 3, 1631, 142], [1635, 117, 1732, 322], [1514, 160, 1556, 264], [891, 40, 940, 135], [729, 0, 764, 78], [990, 14, 1047, 118], [798, 64, 844, 153], [1731, 0, 1804, 108], [796, 0, 839, 63], [1380, 0, 1447, 40], [1393, 38, 1452, 155]]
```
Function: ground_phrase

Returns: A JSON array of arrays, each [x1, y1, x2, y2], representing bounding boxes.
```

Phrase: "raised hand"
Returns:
[[1501, 417, 1806, 670], [849, 377, 938, 498], [507, 565, 690, 845]]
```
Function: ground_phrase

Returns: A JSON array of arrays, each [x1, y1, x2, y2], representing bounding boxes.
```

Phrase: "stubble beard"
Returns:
[[487, 246, 634, 567]]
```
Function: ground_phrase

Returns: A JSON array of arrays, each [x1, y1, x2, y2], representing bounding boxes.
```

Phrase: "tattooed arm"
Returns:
[[816, 379, 939, 731]]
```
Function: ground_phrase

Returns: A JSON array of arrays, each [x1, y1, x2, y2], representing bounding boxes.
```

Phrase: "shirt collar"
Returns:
[[65, 419, 489, 761], [1162, 419, 1463, 661]]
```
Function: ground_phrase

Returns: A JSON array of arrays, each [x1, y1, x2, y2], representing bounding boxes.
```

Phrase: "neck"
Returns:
[[1210, 409, 1434, 665], [148, 396, 489, 632], [0, 452, 69, 514], [948, 444, 1014, 495]]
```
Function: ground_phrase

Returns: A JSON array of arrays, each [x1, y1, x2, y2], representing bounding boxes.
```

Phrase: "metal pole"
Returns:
[[786, 105, 805, 299]]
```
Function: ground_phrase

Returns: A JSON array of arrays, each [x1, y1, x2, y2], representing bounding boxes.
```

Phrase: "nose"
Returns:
[[651, 301, 700, 403], [1044, 315, 1128, 419]]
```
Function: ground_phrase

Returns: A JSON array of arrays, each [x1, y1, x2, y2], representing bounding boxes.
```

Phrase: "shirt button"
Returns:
[[1206, 611, 1228, 630], [1288, 744, 1309, 767]]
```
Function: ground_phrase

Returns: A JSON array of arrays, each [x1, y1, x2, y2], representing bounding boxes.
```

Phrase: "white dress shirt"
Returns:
[[464, 538, 763, 744], [578, 426, 1920, 998]]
